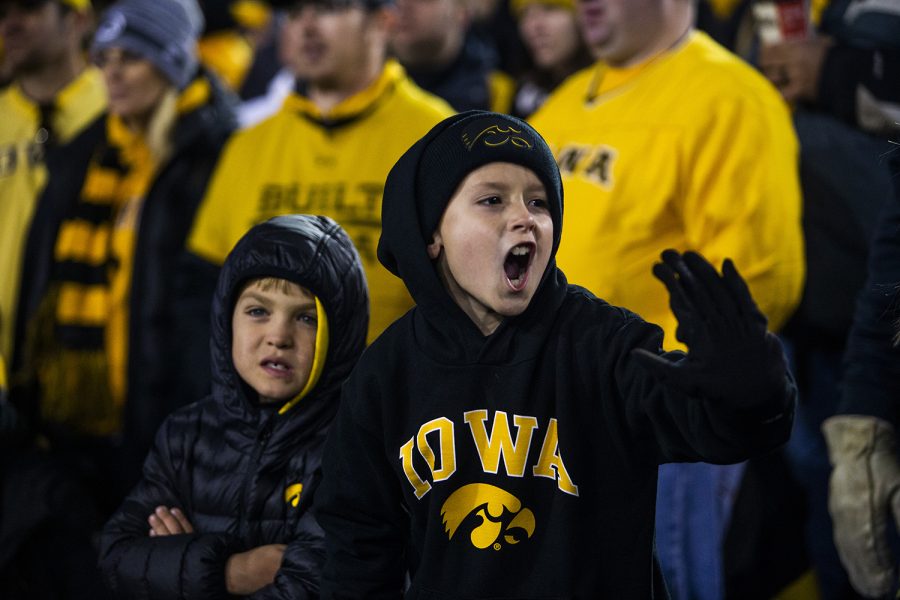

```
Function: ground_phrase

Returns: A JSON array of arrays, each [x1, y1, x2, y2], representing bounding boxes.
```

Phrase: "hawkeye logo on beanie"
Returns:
[[441, 483, 536, 550], [462, 124, 534, 151]]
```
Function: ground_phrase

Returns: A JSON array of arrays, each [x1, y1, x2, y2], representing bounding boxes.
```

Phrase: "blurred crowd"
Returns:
[[1, 0, 898, 597]]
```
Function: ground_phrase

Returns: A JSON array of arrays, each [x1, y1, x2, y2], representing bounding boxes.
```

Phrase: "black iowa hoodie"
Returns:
[[316, 120, 795, 599]]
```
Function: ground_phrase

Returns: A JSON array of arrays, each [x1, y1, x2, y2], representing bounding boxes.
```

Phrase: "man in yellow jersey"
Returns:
[[0, 0, 106, 367], [187, 0, 454, 344], [529, 0, 805, 598]]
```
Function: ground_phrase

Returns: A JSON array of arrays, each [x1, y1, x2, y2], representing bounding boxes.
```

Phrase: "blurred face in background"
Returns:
[[0, 0, 80, 76], [278, 6, 305, 74], [464, 0, 498, 23], [390, 0, 466, 68], [518, 3, 582, 72], [576, 0, 667, 66], [95, 47, 170, 128], [281, 0, 387, 92]]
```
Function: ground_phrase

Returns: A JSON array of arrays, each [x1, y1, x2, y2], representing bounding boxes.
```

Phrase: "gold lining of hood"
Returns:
[[278, 295, 329, 415]]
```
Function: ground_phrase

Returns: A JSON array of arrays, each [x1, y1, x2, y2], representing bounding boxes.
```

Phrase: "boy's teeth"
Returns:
[[505, 245, 532, 282], [267, 361, 287, 370]]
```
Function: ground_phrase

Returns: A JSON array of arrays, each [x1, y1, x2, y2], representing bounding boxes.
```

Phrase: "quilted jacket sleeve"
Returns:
[[247, 509, 325, 600], [98, 414, 240, 599]]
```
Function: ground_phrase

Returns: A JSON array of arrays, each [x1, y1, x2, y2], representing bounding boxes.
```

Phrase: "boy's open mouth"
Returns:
[[504, 243, 535, 292], [262, 359, 293, 377]]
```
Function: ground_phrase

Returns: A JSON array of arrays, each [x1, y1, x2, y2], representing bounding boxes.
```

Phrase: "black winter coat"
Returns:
[[125, 73, 237, 478], [99, 215, 369, 599], [839, 148, 900, 423], [15, 70, 238, 479]]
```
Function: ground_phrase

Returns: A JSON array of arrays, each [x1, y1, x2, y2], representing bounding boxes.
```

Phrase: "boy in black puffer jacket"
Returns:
[[99, 215, 368, 599]]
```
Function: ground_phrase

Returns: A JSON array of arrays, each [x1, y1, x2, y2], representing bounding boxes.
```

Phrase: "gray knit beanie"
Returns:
[[92, 0, 203, 89]]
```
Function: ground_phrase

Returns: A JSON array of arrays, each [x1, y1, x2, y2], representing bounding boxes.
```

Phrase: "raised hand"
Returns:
[[148, 505, 194, 536], [632, 249, 786, 411]]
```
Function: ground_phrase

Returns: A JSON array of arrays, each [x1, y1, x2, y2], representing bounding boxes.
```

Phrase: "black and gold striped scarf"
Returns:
[[23, 79, 213, 437], [28, 114, 156, 436]]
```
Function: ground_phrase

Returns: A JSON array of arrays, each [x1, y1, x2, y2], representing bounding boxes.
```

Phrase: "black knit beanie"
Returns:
[[378, 111, 563, 285], [416, 111, 563, 245]]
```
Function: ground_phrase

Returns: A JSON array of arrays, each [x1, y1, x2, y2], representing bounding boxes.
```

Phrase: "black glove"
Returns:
[[632, 249, 788, 413]]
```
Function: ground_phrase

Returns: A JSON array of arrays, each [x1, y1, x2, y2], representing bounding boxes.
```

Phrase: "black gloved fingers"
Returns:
[[657, 250, 708, 347], [652, 259, 694, 317], [721, 259, 768, 329], [660, 250, 717, 317], [682, 251, 738, 323], [652, 259, 699, 346]]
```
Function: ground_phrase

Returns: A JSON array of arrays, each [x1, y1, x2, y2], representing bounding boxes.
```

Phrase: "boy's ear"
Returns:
[[426, 233, 443, 260]]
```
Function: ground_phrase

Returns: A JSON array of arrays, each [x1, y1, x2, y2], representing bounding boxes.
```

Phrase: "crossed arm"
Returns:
[[147, 505, 285, 596], [100, 416, 323, 600]]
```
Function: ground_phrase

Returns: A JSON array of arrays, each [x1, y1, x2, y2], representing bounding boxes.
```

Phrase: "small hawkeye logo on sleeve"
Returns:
[[441, 483, 535, 551], [284, 483, 304, 507]]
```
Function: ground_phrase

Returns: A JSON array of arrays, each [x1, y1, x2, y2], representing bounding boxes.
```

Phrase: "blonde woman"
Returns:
[[23, 0, 236, 514]]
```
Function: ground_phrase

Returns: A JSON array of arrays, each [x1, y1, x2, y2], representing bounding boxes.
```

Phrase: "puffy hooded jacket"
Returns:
[[99, 215, 368, 599]]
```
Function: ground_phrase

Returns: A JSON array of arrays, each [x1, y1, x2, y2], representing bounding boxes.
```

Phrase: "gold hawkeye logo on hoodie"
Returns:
[[441, 483, 536, 550]]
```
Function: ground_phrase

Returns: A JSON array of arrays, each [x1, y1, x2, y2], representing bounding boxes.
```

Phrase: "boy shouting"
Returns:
[[316, 111, 795, 597]]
